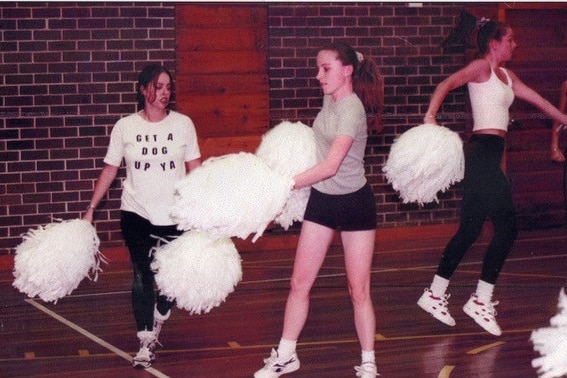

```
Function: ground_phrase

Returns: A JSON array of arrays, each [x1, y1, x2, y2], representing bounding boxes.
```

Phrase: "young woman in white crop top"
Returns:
[[417, 21, 567, 337]]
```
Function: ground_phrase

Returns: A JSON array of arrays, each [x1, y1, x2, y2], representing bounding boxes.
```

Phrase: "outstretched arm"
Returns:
[[509, 73, 567, 163], [551, 81, 567, 163]]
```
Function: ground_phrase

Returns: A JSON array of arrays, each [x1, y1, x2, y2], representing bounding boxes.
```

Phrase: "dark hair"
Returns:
[[137, 64, 173, 110], [477, 21, 511, 56], [320, 42, 384, 130]]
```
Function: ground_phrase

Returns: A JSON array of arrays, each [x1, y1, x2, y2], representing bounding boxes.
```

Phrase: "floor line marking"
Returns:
[[78, 349, 90, 357], [467, 341, 506, 355], [24, 298, 170, 378], [438, 365, 455, 378]]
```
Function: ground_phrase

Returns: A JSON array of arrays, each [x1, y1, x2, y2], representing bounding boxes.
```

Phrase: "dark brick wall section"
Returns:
[[1, 2, 466, 255], [0, 2, 176, 254]]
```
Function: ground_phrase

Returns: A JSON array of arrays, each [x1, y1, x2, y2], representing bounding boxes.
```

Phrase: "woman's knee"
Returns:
[[348, 281, 371, 306]]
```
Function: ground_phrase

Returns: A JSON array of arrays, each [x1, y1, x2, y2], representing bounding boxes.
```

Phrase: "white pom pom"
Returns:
[[256, 121, 316, 229], [171, 152, 293, 242], [151, 231, 242, 315], [531, 288, 567, 378], [13, 219, 103, 303], [383, 123, 464, 205], [256, 121, 316, 177]]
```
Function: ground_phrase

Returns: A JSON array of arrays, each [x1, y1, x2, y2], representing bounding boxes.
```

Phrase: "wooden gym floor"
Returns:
[[1, 225, 566, 377]]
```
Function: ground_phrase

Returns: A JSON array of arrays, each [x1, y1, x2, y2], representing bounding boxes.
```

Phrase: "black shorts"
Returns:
[[303, 183, 377, 231]]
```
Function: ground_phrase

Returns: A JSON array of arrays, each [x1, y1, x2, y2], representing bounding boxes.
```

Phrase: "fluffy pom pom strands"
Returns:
[[383, 123, 464, 205], [150, 231, 242, 315], [171, 152, 294, 243], [13, 219, 104, 303], [171, 121, 315, 242], [531, 288, 567, 378], [256, 121, 316, 229], [157, 121, 316, 316]]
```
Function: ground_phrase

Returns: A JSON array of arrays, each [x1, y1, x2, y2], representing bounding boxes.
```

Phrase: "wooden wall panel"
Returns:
[[503, 6, 567, 127], [175, 4, 269, 159], [499, 4, 567, 228]]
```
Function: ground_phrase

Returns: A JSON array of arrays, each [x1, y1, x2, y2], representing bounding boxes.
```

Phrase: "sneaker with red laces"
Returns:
[[254, 348, 300, 378], [463, 293, 502, 336], [417, 288, 456, 326]]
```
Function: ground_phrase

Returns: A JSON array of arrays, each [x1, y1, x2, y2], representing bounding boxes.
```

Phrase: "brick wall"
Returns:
[[1, 2, 467, 255]]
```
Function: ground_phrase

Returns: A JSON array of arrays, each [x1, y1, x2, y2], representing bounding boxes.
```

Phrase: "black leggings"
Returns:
[[120, 211, 182, 331], [436, 134, 518, 284]]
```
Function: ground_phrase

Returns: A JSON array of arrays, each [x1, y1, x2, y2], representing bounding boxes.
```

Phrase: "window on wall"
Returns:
[[175, 4, 269, 158]]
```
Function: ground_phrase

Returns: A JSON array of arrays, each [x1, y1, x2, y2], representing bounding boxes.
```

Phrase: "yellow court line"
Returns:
[[467, 341, 506, 355], [439, 365, 455, 378]]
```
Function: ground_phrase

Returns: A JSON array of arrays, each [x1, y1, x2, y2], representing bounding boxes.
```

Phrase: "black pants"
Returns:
[[120, 211, 182, 331], [436, 134, 518, 284]]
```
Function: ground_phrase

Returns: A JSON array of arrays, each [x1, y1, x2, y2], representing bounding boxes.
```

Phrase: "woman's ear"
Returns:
[[489, 38, 499, 52], [343, 64, 354, 78]]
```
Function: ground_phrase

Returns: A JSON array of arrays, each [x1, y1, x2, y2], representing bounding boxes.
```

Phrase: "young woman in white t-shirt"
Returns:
[[84, 64, 201, 368]]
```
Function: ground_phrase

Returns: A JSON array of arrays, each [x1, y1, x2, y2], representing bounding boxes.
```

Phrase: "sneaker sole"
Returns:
[[253, 361, 300, 378], [132, 361, 152, 369], [132, 353, 155, 369]]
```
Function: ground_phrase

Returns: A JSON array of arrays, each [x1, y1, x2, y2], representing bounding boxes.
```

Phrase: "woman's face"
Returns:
[[492, 28, 517, 62], [141, 72, 171, 111], [316, 49, 353, 100]]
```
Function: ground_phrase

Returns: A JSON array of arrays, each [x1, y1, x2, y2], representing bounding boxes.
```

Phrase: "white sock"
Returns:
[[361, 350, 376, 364], [475, 280, 494, 303], [277, 338, 297, 359], [430, 275, 450, 297]]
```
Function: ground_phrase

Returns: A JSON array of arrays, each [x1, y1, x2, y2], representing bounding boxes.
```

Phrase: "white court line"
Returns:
[[24, 298, 170, 378]]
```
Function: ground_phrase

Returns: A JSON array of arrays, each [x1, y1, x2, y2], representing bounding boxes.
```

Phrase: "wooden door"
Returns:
[[175, 4, 269, 159]]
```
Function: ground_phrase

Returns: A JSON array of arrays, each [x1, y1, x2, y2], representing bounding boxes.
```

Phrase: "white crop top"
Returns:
[[468, 66, 514, 132]]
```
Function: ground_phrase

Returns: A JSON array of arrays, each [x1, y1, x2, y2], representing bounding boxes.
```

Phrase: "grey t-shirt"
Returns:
[[312, 93, 368, 195]]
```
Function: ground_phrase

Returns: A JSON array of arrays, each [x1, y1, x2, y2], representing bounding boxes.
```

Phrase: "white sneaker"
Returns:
[[463, 293, 502, 336], [355, 362, 380, 377], [254, 348, 300, 378], [132, 330, 156, 368], [417, 288, 456, 326]]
